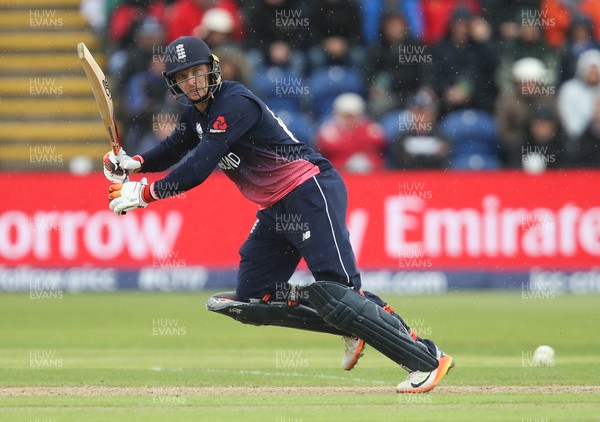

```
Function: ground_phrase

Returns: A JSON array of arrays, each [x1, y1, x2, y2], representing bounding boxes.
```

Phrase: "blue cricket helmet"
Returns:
[[162, 36, 221, 104]]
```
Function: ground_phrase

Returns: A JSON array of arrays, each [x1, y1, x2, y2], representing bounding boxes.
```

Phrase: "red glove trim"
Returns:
[[142, 182, 158, 203]]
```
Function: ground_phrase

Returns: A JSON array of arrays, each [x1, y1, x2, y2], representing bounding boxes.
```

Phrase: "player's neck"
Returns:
[[195, 101, 208, 114]]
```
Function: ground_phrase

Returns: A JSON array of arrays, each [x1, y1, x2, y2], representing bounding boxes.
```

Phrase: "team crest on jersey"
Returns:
[[209, 115, 227, 133], [196, 122, 203, 138], [175, 44, 186, 61]]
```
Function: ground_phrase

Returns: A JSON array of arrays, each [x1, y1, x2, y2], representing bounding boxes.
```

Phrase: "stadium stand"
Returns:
[[0, 0, 107, 170], [3, 1, 600, 171]]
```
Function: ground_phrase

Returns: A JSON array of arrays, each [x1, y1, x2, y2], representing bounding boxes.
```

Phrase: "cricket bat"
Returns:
[[77, 42, 121, 156]]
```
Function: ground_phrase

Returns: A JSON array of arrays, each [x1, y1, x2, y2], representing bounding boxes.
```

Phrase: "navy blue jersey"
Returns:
[[139, 81, 332, 208]]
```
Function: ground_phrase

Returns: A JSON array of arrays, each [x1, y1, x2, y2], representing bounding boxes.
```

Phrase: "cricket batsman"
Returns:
[[103, 36, 454, 393]]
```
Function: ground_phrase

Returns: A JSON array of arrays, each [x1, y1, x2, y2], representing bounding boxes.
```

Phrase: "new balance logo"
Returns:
[[302, 231, 311, 241], [176, 44, 186, 61]]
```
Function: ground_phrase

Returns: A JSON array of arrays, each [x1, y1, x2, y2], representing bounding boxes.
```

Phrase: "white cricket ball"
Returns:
[[533, 345, 555, 366]]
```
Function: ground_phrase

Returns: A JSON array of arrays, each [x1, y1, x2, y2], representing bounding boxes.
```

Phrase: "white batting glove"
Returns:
[[108, 177, 155, 215], [103, 148, 142, 183]]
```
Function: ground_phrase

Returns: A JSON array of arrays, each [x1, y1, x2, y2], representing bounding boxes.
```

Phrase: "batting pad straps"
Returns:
[[305, 282, 439, 372], [205, 292, 349, 336]]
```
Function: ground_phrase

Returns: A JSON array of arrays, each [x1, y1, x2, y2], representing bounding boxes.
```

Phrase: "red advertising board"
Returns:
[[1, 171, 599, 271]]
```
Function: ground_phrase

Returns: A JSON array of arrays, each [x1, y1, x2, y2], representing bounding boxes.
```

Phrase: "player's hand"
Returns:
[[103, 148, 142, 183], [108, 177, 154, 215]]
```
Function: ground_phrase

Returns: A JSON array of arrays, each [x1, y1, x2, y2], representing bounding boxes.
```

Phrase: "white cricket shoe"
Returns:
[[395, 348, 454, 393], [341, 337, 365, 371]]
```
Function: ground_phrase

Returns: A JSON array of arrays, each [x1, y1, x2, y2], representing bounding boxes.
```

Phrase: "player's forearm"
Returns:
[[137, 144, 189, 173], [137, 131, 197, 173], [149, 158, 212, 199], [148, 138, 229, 199]]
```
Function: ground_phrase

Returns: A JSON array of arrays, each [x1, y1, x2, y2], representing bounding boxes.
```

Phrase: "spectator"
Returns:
[[124, 54, 169, 115], [575, 97, 600, 167], [242, 0, 311, 54], [108, 16, 166, 114], [366, 11, 426, 117], [578, 0, 600, 42], [495, 57, 557, 164], [559, 15, 600, 82], [80, 0, 107, 33], [519, 106, 569, 172], [557, 49, 600, 146], [107, 0, 166, 49], [388, 91, 450, 170], [252, 40, 307, 112], [309, 35, 354, 68], [166, 0, 243, 43], [192, 7, 237, 49], [420, 0, 480, 45], [496, 10, 560, 93], [192, 8, 252, 85], [308, 38, 366, 116], [315, 93, 386, 173], [429, 6, 498, 115], [307, 0, 365, 69], [540, 0, 600, 49], [123, 54, 176, 148], [539, 0, 572, 49], [360, 0, 423, 45], [214, 45, 254, 86], [165, 0, 207, 42], [482, 0, 540, 44], [309, 0, 362, 46]]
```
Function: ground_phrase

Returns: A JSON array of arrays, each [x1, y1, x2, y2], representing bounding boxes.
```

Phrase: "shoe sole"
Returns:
[[343, 339, 366, 371], [395, 355, 455, 393]]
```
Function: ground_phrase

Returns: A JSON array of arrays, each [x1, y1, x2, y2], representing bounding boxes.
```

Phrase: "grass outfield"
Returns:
[[0, 291, 599, 421]]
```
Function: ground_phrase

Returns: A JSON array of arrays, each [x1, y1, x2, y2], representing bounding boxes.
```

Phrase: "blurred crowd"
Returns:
[[79, 0, 600, 172]]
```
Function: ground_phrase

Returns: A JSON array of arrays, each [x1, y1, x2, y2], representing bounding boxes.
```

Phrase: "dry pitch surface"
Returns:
[[2, 385, 600, 396]]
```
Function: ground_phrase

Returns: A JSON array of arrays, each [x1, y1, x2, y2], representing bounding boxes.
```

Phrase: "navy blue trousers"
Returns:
[[236, 168, 361, 301], [235, 168, 437, 356]]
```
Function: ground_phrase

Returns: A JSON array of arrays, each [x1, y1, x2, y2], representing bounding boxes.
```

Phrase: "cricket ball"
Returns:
[[533, 345, 555, 366]]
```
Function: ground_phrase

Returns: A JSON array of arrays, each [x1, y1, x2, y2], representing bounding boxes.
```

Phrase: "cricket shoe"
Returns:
[[395, 348, 454, 393], [341, 337, 365, 371]]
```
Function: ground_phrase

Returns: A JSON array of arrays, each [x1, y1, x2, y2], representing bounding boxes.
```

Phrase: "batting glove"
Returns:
[[103, 148, 142, 183], [108, 177, 157, 215]]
